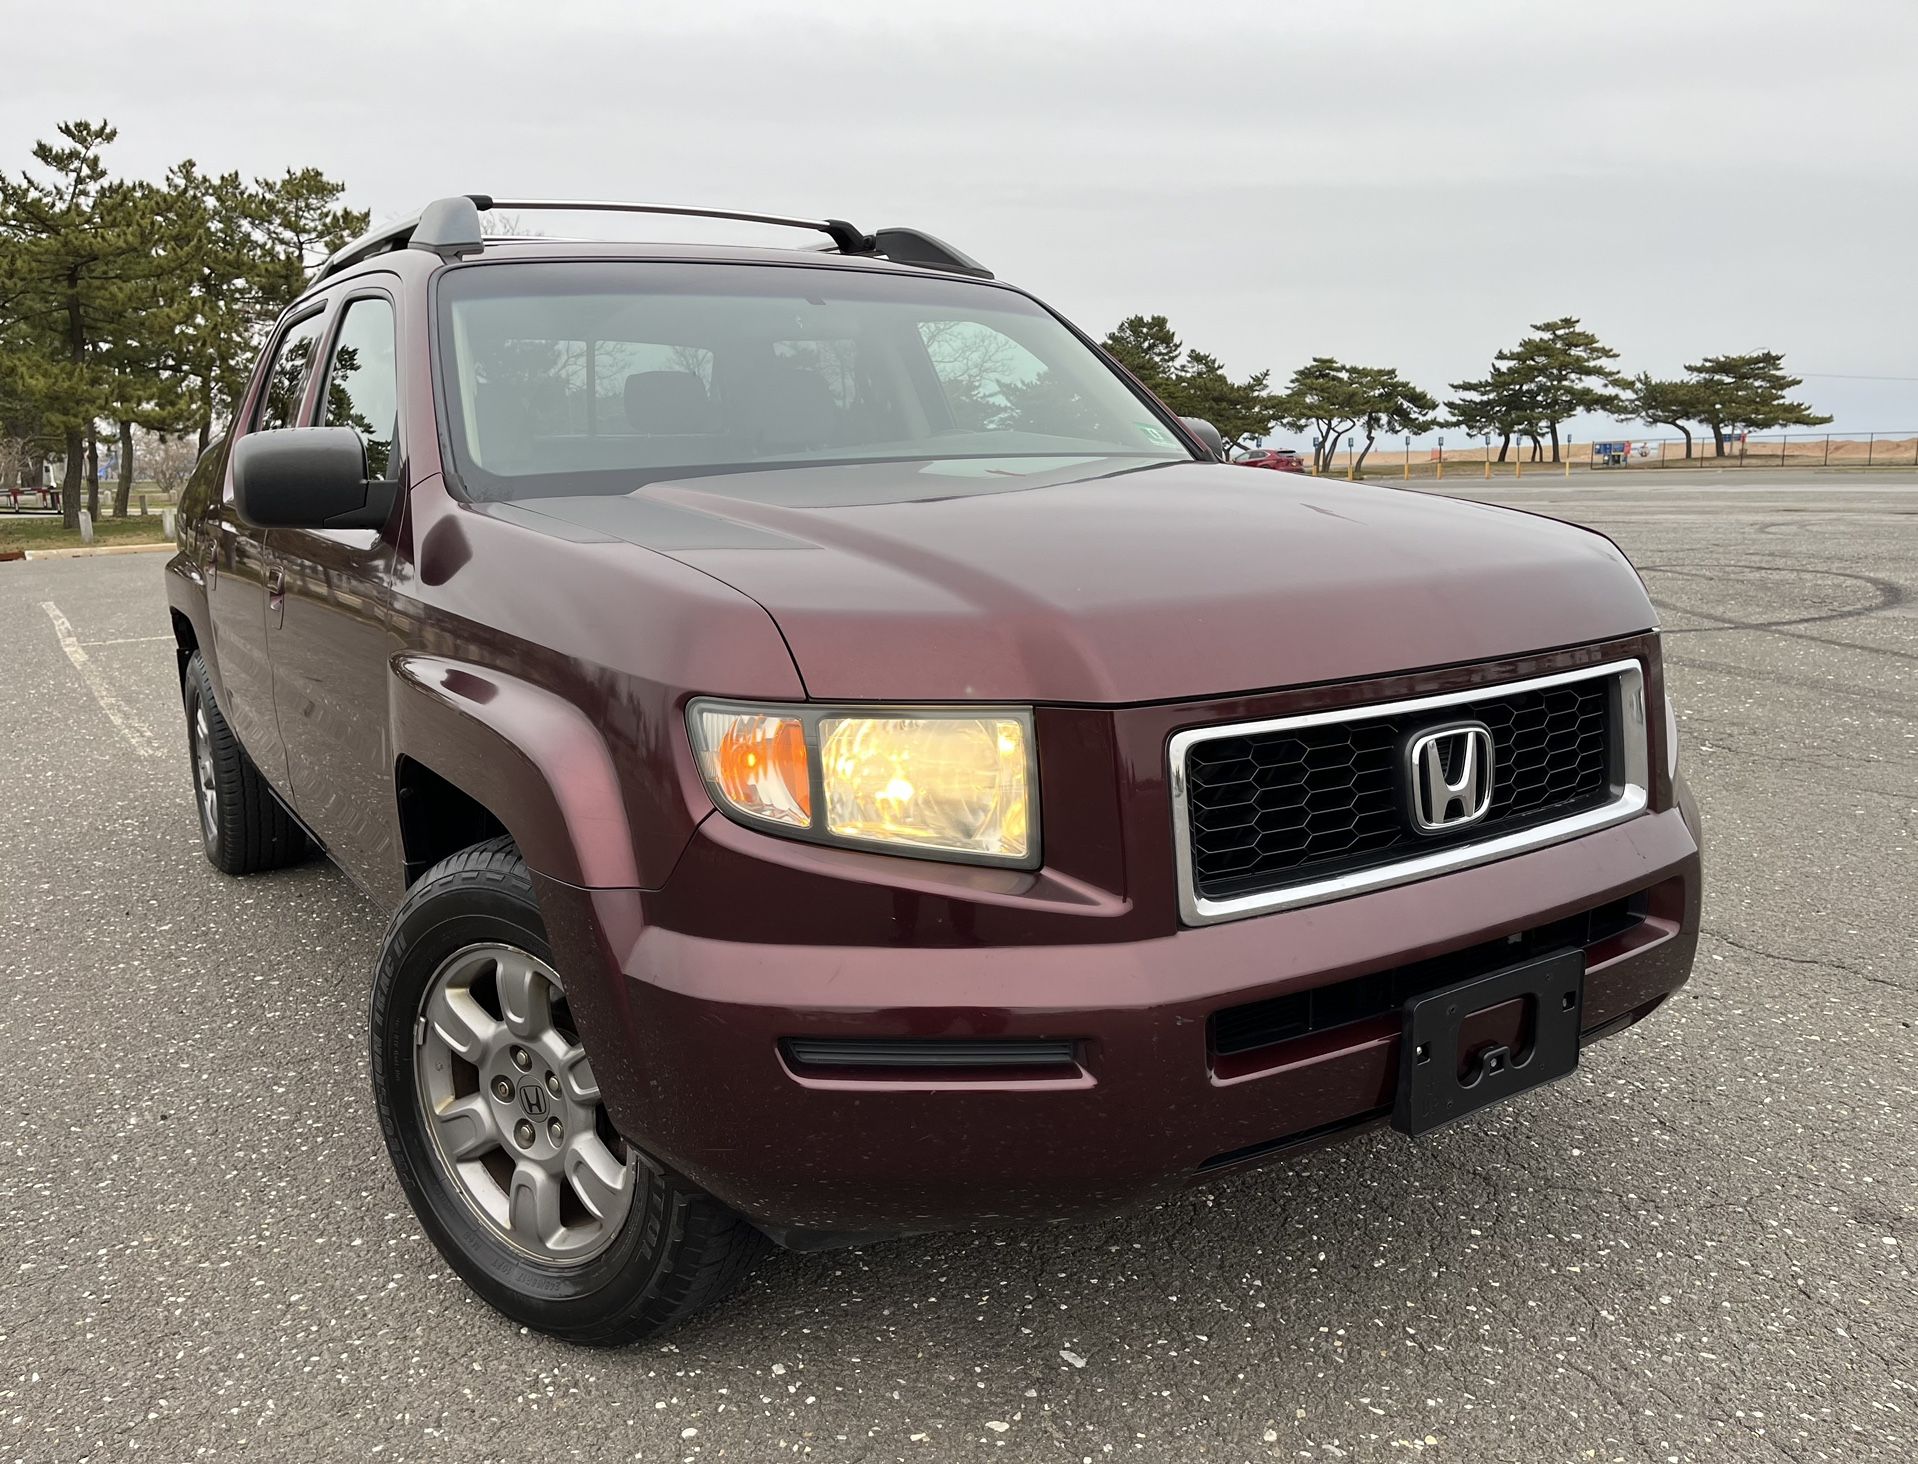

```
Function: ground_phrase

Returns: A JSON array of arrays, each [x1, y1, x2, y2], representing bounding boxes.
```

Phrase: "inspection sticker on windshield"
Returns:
[[1137, 423, 1172, 444]]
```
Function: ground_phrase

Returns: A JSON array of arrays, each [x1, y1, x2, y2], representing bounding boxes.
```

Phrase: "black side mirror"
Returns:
[[1179, 416, 1226, 460], [232, 427, 398, 531]]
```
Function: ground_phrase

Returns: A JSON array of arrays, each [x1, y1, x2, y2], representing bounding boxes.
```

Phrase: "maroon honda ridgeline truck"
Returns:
[[165, 196, 1701, 1343]]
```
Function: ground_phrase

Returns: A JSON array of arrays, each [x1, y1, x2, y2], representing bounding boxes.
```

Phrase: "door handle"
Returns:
[[267, 566, 286, 597]]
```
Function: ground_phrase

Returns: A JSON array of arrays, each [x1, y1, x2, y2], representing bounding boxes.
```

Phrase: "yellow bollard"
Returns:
[[1483, 453, 1491, 480], [1435, 455, 1444, 481], [1565, 442, 1572, 478], [1515, 455, 1523, 480]]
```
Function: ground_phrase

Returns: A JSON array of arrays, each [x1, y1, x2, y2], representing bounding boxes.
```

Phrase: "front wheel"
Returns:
[[369, 837, 767, 1344]]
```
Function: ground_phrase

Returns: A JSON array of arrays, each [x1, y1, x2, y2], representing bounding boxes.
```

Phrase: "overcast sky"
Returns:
[[8, 0, 1917, 441]]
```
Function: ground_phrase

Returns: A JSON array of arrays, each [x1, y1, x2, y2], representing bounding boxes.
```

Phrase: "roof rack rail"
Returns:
[[315, 196, 993, 283], [484, 198, 873, 255]]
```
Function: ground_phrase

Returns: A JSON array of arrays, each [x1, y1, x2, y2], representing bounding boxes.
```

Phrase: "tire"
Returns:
[[370, 837, 767, 1345], [182, 652, 308, 875]]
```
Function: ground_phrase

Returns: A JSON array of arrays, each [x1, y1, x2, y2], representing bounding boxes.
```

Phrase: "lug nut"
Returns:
[[510, 1046, 532, 1071], [544, 1072, 561, 1099], [547, 1118, 564, 1145], [492, 1077, 514, 1101], [514, 1120, 535, 1149]]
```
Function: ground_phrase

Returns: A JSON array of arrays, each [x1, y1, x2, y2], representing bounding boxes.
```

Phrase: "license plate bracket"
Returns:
[[1392, 948, 1585, 1136]]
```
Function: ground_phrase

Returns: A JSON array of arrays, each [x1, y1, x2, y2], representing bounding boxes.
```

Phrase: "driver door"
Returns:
[[206, 306, 328, 794], [266, 284, 408, 898]]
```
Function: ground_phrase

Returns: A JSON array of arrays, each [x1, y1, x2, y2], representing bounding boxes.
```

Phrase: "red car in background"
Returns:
[[1234, 447, 1306, 472]]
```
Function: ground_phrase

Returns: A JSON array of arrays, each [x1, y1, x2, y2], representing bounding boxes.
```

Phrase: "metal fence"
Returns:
[[1316, 431, 1918, 479], [1574, 432, 1918, 470]]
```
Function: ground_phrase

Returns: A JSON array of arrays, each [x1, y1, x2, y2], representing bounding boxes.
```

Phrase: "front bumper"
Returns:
[[533, 776, 1702, 1242]]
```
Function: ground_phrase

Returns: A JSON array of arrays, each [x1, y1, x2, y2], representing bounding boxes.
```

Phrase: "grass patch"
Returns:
[[0, 514, 172, 553]]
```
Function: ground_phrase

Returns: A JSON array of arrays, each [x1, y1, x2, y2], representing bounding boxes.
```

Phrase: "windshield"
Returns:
[[435, 260, 1192, 500]]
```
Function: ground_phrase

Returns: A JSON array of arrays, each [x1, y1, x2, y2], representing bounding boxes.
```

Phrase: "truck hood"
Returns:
[[515, 456, 1655, 703]]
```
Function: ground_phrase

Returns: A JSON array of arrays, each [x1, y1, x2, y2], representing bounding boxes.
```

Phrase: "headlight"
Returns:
[[1663, 691, 1680, 779], [688, 701, 1037, 866]]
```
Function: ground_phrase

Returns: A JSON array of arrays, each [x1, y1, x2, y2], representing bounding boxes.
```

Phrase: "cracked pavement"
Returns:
[[1, 471, 1913, 1463]]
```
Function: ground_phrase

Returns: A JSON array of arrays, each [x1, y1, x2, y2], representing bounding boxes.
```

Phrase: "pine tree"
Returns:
[[1176, 350, 1277, 454], [1101, 314, 1184, 392], [0, 120, 158, 529], [158, 163, 257, 446], [1099, 315, 1280, 453], [1447, 366, 1545, 463], [161, 162, 366, 446], [243, 167, 369, 316], [1272, 359, 1441, 474], [0, 312, 56, 490], [1491, 317, 1630, 463], [1349, 366, 1439, 475], [1629, 373, 1707, 459], [101, 178, 199, 514], [1682, 351, 1831, 456], [1, 122, 368, 520]]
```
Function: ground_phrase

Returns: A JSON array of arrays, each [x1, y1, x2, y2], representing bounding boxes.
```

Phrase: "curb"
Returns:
[[17, 541, 174, 561]]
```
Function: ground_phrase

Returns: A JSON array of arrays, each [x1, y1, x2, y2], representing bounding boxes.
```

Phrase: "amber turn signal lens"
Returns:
[[692, 709, 811, 827]]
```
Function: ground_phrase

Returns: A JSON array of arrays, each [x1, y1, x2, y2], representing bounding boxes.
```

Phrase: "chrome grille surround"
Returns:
[[1168, 660, 1649, 926]]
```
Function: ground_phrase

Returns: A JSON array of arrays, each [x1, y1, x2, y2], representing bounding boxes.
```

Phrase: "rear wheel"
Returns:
[[370, 837, 768, 1344], [181, 652, 307, 875]]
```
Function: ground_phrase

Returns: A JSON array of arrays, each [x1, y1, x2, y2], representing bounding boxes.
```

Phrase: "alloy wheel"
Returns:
[[191, 702, 218, 842], [414, 943, 636, 1265]]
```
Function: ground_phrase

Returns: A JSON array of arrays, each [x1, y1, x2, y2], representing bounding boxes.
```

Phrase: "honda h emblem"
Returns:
[[1406, 722, 1495, 833]]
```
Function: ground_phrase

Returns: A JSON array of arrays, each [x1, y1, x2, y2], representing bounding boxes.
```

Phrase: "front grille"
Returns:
[[1181, 670, 1622, 905]]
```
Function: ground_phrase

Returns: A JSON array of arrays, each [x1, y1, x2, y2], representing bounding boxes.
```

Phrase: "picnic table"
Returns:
[[5, 484, 59, 512]]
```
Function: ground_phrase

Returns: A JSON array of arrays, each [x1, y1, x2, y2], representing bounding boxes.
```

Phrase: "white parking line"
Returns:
[[40, 601, 164, 759]]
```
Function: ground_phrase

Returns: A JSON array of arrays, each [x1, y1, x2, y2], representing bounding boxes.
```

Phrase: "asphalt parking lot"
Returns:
[[2, 471, 1912, 1464]]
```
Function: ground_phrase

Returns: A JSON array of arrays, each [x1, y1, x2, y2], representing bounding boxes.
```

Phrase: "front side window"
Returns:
[[436, 262, 1191, 502], [321, 297, 399, 477], [254, 312, 327, 432]]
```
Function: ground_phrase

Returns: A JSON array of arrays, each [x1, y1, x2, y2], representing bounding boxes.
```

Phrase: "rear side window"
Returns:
[[320, 298, 399, 477], [254, 313, 327, 431]]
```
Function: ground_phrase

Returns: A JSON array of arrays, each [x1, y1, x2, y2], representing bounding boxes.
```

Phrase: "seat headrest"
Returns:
[[748, 366, 839, 452], [624, 371, 712, 433]]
